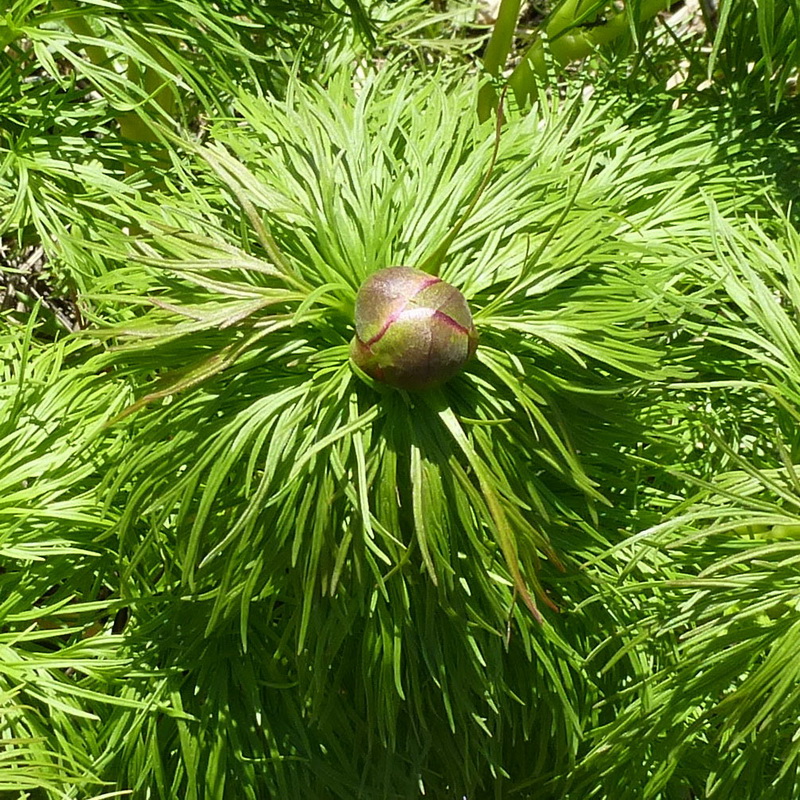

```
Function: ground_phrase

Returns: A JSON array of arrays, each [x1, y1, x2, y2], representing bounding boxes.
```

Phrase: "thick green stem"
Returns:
[[478, 0, 523, 121], [52, 0, 110, 68]]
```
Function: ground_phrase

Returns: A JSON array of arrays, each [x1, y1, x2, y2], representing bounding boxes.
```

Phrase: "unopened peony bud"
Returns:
[[350, 266, 478, 391]]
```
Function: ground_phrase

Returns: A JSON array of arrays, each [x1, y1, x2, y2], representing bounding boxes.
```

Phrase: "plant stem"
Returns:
[[478, 0, 522, 121]]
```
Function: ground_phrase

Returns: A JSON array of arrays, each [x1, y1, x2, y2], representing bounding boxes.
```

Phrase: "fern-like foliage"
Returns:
[[32, 66, 766, 797]]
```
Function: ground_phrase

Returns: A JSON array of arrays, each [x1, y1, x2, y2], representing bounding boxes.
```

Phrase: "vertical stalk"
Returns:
[[478, 0, 522, 121]]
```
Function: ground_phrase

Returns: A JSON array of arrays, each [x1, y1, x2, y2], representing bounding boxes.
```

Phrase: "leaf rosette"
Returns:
[[76, 67, 729, 798]]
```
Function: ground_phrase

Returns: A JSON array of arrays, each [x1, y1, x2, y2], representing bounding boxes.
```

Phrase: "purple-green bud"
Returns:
[[350, 266, 478, 391]]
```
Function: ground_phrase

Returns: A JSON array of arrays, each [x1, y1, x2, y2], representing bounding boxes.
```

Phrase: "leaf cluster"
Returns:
[[2, 2, 800, 799]]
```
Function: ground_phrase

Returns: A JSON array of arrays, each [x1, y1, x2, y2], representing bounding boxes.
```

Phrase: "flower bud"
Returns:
[[350, 266, 478, 391]]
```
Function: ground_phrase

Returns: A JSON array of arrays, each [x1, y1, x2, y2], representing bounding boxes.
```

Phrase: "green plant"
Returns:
[[3, 2, 800, 798], [26, 61, 767, 796], [480, 0, 800, 116]]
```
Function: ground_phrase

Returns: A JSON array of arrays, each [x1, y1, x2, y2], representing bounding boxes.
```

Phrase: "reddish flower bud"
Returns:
[[350, 267, 478, 391]]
